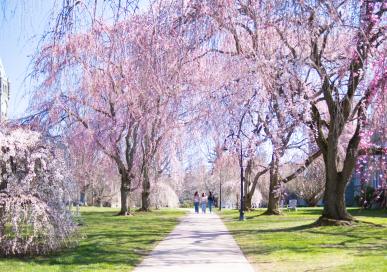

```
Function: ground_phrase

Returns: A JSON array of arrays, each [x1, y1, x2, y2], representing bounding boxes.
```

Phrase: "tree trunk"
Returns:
[[243, 159, 253, 211], [141, 190, 150, 211], [118, 174, 131, 216], [265, 180, 281, 215], [244, 193, 252, 211], [140, 165, 151, 211], [313, 115, 360, 225], [317, 172, 353, 225], [119, 186, 130, 215], [265, 158, 281, 215]]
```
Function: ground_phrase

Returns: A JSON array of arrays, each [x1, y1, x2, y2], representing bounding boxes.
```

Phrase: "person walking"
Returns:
[[208, 191, 214, 213], [194, 192, 200, 214], [201, 192, 207, 214]]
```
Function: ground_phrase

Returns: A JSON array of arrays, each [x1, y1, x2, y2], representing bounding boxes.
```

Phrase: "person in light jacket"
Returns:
[[194, 191, 200, 213], [201, 192, 207, 214]]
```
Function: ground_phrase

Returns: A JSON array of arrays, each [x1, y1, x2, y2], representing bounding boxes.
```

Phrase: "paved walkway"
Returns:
[[133, 211, 255, 272]]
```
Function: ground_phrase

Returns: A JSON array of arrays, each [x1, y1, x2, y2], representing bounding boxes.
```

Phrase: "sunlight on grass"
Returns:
[[220, 208, 387, 272], [0, 207, 186, 272]]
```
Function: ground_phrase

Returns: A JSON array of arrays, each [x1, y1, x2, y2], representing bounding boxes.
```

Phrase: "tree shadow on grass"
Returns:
[[244, 208, 324, 220], [231, 222, 317, 234], [244, 209, 387, 224], [229, 219, 386, 258], [1, 211, 182, 269], [3, 242, 147, 269], [348, 208, 387, 218]]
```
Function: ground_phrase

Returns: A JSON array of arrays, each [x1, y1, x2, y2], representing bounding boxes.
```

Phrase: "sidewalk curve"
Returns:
[[133, 211, 255, 272]]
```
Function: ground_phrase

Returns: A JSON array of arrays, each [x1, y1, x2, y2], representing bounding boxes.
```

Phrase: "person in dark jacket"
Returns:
[[208, 191, 214, 213]]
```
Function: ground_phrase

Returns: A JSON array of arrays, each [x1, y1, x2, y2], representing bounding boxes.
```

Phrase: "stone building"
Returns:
[[0, 58, 10, 121]]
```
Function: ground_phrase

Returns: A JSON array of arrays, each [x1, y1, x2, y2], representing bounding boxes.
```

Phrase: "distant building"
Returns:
[[0, 58, 10, 121]]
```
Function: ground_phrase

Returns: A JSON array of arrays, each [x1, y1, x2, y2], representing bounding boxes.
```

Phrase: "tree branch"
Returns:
[[281, 150, 322, 184]]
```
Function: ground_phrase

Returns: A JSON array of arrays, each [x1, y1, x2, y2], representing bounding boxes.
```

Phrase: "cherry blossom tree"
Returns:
[[32, 19, 147, 215], [292, 0, 385, 224], [32, 1, 191, 215], [67, 135, 120, 206], [135, 6, 189, 210], [0, 126, 78, 256]]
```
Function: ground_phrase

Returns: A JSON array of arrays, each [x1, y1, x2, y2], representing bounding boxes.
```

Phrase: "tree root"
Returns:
[[262, 209, 282, 215], [314, 216, 354, 226]]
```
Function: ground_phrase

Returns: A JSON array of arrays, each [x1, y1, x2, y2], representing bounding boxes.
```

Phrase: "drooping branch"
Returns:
[[281, 150, 322, 184]]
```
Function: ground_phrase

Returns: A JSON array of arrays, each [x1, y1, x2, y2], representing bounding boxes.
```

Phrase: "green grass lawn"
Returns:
[[0, 207, 186, 272], [220, 208, 387, 272]]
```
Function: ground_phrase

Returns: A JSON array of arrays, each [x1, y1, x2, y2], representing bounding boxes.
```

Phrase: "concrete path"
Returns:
[[133, 211, 255, 272]]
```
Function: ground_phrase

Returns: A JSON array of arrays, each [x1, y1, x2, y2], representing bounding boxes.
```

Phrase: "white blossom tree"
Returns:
[[0, 126, 78, 256]]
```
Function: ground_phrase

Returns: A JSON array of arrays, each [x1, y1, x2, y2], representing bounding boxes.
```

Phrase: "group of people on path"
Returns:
[[193, 191, 215, 214]]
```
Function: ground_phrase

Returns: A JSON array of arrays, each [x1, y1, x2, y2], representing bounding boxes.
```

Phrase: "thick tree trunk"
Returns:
[[313, 116, 359, 225], [317, 173, 353, 225], [141, 191, 150, 211], [140, 165, 151, 211], [114, 125, 139, 216], [265, 159, 281, 215], [118, 186, 130, 215], [266, 187, 281, 215], [118, 174, 131, 216], [244, 193, 252, 211]]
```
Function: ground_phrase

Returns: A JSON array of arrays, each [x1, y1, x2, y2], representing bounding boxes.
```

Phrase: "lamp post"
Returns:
[[238, 139, 245, 221], [219, 174, 222, 211], [223, 136, 245, 221], [219, 178, 222, 211]]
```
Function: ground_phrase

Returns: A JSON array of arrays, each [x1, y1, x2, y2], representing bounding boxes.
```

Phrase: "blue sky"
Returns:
[[0, 1, 51, 119]]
